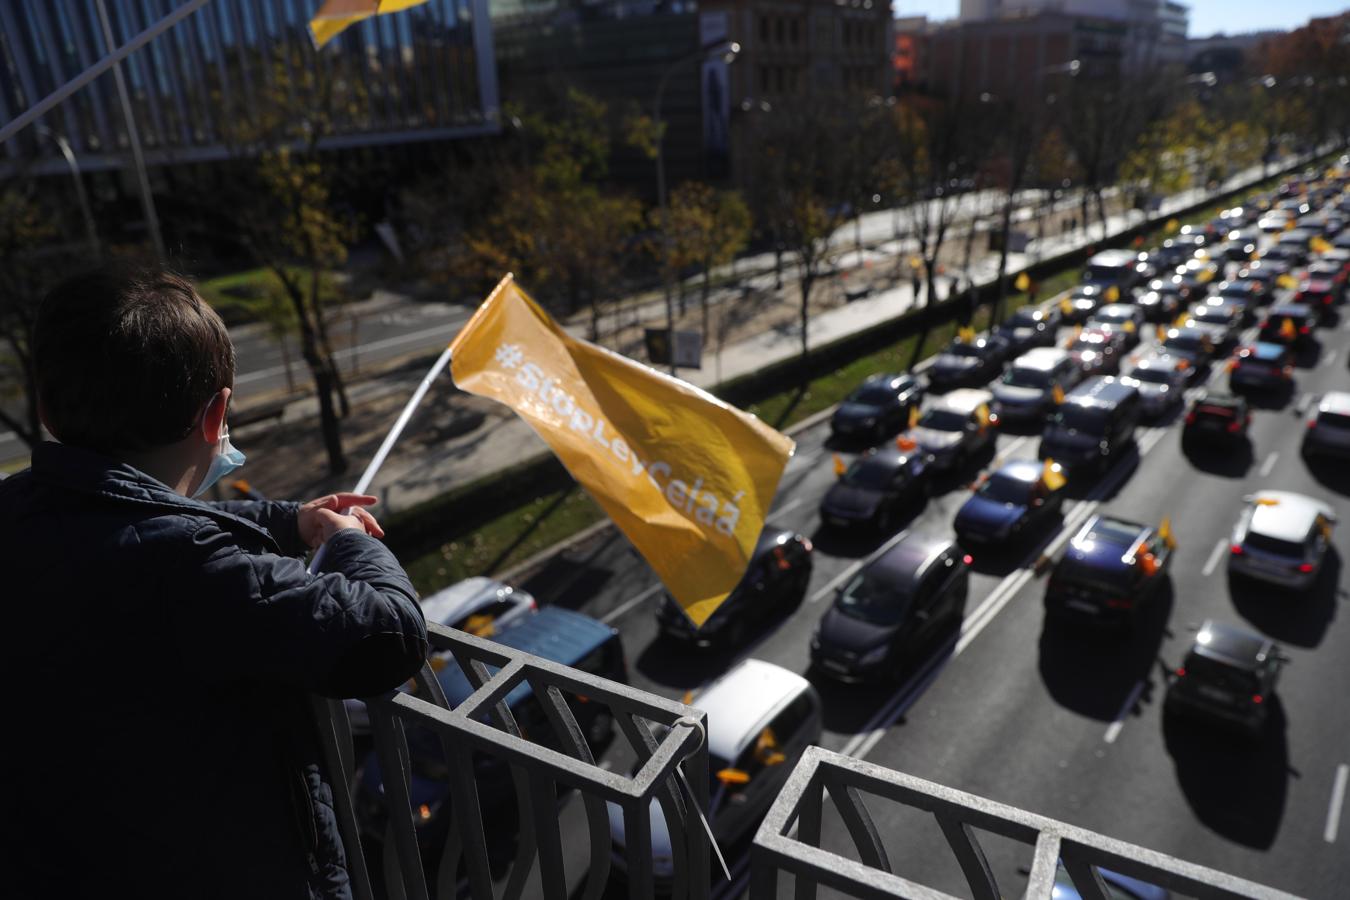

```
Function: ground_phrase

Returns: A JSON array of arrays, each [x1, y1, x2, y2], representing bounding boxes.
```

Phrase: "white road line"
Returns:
[[1259, 451, 1280, 478], [770, 496, 806, 518], [999, 435, 1029, 457], [1323, 349, 1339, 369], [808, 529, 911, 604], [1103, 680, 1145, 744], [1327, 764, 1348, 844], [954, 569, 1034, 656], [1201, 538, 1228, 577], [601, 582, 664, 624], [839, 635, 956, 759]]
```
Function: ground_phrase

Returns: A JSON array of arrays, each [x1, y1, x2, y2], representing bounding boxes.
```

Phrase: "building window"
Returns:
[[776, 17, 784, 44], [790, 18, 799, 44], [760, 15, 769, 42], [759, 64, 770, 94]]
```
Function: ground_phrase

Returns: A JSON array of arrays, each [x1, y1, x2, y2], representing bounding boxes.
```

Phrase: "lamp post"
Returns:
[[36, 126, 99, 260], [655, 39, 739, 374]]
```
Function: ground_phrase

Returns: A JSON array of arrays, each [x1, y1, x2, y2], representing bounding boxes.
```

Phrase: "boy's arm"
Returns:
[[209, 499, 307, 556], [179, 523, 428, 698]]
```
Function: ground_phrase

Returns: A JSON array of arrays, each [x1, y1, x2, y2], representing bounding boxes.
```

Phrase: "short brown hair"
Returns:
[[34, 265, 235, 452]]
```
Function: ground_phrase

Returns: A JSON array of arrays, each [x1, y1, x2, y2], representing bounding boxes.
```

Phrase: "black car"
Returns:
[[1038, 377, 1142, 475], [1182, 392, 1251, 447], [997, 306, 1063, 354], [1258, 303, 1316, 349], [926, 335, 1010, 389], [1134, 280, 1185, 322], [1164, 620, 1285, 736], [1044, 514, 1174, 629], [1214, 279, 1267, 316], [657, 528, 813, 648], [830, 373, 924, 443], [1158, 326, 1215, 373], [954, 458, 1067, 547], [810, 535, 969, 682], [819, 445, 929, 532]]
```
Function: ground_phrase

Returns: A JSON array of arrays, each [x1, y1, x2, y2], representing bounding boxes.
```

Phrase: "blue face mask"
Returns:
[[192, 427, 246, 498]]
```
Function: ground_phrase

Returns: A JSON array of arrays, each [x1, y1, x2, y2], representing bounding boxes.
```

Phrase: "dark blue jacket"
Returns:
[[1, 442, 428, 899]]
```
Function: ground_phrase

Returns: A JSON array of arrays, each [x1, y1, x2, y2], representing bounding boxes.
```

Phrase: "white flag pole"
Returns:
[[308, 343, 454, 575]]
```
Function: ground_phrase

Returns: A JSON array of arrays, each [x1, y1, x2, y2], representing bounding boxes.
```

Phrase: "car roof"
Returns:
[[1012, 347, 1069, 370], [696, 659, 812, 762], [1064, 515, 1149, 571], [753, 527, 799, 558], [1088, 249, 1138, 266], [1093, 304, 1136, 318], [1193, 391, 1243, 410], [421, 577, 524, 627], [1129, 353, 1187, 374], [862, 372, 917, 391], [1247, 491, 1331, 542], [868, 533, 954, 587], [993, 459, 1043, 484], [855, 445, 919, 472], [1247, 342, 1289, 361], [1064, 376, 1137, 407], [933, 388, 992, 413], [1317, 391, 1350, 416], [1268, 303, 1312, 317], [1190, 620, 1273, 670]]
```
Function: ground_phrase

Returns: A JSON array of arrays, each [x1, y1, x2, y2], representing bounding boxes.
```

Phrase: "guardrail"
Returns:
[[751, 745, 1300, 900], [316, 622, 712, 900]]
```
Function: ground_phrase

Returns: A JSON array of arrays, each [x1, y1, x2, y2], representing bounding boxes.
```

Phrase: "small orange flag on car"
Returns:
[[449, 276, 794, 629], [833, 453, 848, 477], [309, 0, 429, 48]]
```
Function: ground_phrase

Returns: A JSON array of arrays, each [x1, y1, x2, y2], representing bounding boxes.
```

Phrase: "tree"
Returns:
[[666, 182, 752, 341], [0, 181, 57, 449]]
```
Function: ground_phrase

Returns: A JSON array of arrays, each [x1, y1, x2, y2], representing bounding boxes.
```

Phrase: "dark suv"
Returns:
[[1044, 514, 1173, 629], [830, 373, 924, 443], [1164, 620, 1285, 737], [1182, 392, 1251, 448], [1038, 377, 1141, 475]]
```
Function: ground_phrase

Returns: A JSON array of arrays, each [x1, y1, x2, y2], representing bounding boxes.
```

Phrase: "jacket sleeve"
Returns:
[[208, 499, 307, 557], [176, 522, 427, 698]]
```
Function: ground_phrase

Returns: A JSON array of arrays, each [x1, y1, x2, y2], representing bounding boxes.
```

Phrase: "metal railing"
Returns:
[[751, 745, 1301, 900], [317, 622, 712, 900]]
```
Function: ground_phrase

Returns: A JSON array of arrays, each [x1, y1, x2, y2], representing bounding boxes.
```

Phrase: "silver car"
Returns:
[[1120, 354, 1189, 417], [1301, 391, 1350, 459], [1228, 491, 1336, 591]]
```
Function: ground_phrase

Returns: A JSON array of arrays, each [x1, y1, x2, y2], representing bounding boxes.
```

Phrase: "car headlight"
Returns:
[[859, 645, 889, 665]]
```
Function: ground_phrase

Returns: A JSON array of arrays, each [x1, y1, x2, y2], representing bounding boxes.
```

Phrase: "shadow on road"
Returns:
[[1181, 436, 1255, 478], [1229, 548, 1341, 648], [1036, 582, 1174, 721], [1304, 455, 1350, 496], [1236, 383, 1295, 411], [1162, 695, 1289, 850]]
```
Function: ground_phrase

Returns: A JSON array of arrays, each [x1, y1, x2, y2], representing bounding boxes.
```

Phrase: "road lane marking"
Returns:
[[1323, 349, 1339, 369], [955, 569, 1034, 656], [601, 582, 664, 624], [1327, 764, 1348, 844], [839, 633, 956, 759], [770, 496, 806, 519], [1201, 538, 1228, 577], [999, 435, 1029, 457], [808, 529, 911, 603], [1103, 680, 1145, 744], [1259, 451, 1280, 478], [1295, 393, 1314, 416]]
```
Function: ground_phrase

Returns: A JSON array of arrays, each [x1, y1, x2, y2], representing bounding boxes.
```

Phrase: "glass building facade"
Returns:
[[0, 0, 498, 176]]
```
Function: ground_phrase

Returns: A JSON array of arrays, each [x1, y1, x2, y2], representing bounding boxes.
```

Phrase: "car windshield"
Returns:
[[848, 384, 896, 406], [837, 569, 910, 626], [979, 473, 1032, 505], [1164, 335, 1204, 353], [1245, 530, 1303, 557], [1002, 367, 1050, 388], [1127, 368, 1172, 384], [1052, 406, 1107, 434], [842, 458, 896, 489], [1086, 265, 1126, 282], [1185, 655, 1259, 694], [918, 409, 968, 431], [1193, 308, 1228, 324], [1318, 412, 1350, 429], [947, 343, 983, 358], [1011, 310, 1043, 326], [1071, 337, 1108, 353], [1095, 309, 1129, 323]]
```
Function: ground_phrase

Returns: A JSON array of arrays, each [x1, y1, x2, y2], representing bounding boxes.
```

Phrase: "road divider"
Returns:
[[1201, 538, 1228, 577], [1260, 451, 1280, 478], [1103, 680, 1145, 744], [1327, 764, 1348, 844]]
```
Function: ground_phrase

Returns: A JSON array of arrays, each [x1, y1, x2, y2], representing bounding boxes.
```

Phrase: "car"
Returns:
[[1234, 263, 1280, 300], [1067, 327, 1126, 377], [1260, 243, 1305, 268], [1222, 228, 1261, 261], [1182, 304, 1240, 354], [1062, 285, 1105, 323], [1214, 279, 1267, 316], [954, 458, 1067, 547], [1086, 303, 1145, 349], [1258, 212, 1293, 232], [1228, 490, 1336, 590], [354, 607, 627, 852], [1321, 247, 1350, 279], [820, 444, 929, 532], [1164, 621, 1285, 737], [1276, 228, 1314, 263], [811, 535, 969, 681], [1257, 303, 1316, 348], [1043, 513, 1174, 629], [1051, 860, 1171, 900], [831, 373, 924, 443], [1151, 238, 1201, 270], [1229, 342, 1296, 393], [1134, 280, 1185, 322], [926, 335, 1009, 390], [1306, 259, 1348, 293], [1082, 250, 1142, 295], [1119, 353, 1189, 417], [608, 660, 821, 885], [1293, 277, 1340, 319], [1158, 326, 1215, 371], [1301, 390, 1350, 458], [656, 527, 812, 647], [997, 306, 1063, 354], [1173, 258, 1220, 302], [1181, 392, 1251, 448], [904, 388, 997, 473], [1038, 376, 1141, 474], [991, 347, 1080, 425], [342, 576, 538, 734]]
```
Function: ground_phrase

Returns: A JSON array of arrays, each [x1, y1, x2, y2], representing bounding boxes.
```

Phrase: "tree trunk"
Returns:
[[306, 265, 350, 417], [700, 264, 712, 340], [281, 274, 347, 475], [774, 245, 783, 290], [994, 189, 1015, 323], [1095, 190, 1109, 241], [799, 270, 814, 361]]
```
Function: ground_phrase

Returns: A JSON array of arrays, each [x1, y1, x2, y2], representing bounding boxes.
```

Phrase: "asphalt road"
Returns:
[[496, 244, 1349, 897]]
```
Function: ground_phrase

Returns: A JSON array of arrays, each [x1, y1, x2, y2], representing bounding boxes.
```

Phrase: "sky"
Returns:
[[895, 2, 1350, 37]]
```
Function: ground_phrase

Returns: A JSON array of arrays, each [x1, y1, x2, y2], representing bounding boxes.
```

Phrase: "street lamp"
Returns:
[[35, 126, 99, 261], [655, 39, 740, 374]]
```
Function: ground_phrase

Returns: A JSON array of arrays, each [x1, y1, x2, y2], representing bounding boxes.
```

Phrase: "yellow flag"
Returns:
[[1041, 458, 1067, 491], [1052, 384, 1066, 405], [1165, 219, 1179, 234], [833, 453, 847, 477], [1155, 323, 1167, 342], [1014, 272, 1031, 292], [958, 326, 975, 343], [1311, 236, 1332, 254], [1279, 317, 1296, 340], [1158, 516, 1176, 550], [1106, 286, 1120, 302], [1197, 268, 1215, 284], [909, 405, 922, 429], [449, 276, 793, 628], [1277, 273, 1298, 290], [309, 0, 430, 48], [1060, 298, 1074, 315]]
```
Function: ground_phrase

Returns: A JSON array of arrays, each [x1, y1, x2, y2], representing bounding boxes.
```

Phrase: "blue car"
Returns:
[[953, 459, 1066, 547], [1044, 514, 1174, 629]]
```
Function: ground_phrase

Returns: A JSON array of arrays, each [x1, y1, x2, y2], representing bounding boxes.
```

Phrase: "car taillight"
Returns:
[[1230, 543, 1244, 555], [1175, 667, 1187, 678], [1251, 694, 1264, 705], [1307, 419, 1318, 430], [1300, 325, 1311, 334], [1283, 365, 1295, 377], [962, 554, 973, 565], [1227, 420, 1243, 433], [1185, 412, 1196, 425], [1105, 598, 1134, 610], [1298, 562, 1315, 573]]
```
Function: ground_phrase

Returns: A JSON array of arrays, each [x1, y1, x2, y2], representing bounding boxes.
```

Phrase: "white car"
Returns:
[[1229, 491, 1336, 591], [607, 660, 822, 882], [343, 577, 536, 733], [1301, 391, 1350, 459]]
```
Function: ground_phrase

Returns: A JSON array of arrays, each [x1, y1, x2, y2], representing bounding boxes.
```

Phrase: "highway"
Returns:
[[502, 240, 1349, 896]]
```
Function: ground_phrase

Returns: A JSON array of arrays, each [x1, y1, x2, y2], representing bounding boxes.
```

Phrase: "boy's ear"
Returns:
[[199, 388, 232, 444]]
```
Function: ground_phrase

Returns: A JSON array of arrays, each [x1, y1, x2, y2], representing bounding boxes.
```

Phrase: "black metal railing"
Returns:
[[751, 745, 1300, 900], [317, 622, 712, 900]]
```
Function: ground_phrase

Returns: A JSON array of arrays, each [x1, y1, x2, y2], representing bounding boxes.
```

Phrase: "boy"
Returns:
[[0, 266, 428, 899]]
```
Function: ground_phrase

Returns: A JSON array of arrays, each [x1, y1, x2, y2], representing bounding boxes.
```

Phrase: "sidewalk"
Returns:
[[233, 151, 1324, 514]]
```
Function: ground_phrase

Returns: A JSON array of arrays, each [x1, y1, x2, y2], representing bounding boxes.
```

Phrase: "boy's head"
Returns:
[[35, 265, 236, 455]]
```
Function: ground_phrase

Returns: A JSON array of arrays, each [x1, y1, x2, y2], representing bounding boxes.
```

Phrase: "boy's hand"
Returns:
[[298, 493, 385, 548]]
